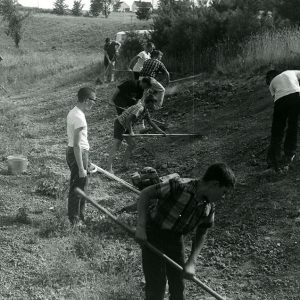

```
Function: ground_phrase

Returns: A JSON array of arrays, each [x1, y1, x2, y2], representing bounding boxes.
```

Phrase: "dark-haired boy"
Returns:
[[265, 70, 300, 171], [104, 37, 121, 83], [66, 87, 96, 225], [136, 163, 236, 300], [110, 77, 152, 115], [107, 95, 166, 173]]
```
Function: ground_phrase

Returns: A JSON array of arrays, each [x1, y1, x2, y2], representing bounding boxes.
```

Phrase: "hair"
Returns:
[[265, 69, 280, 85], [151, 50, 163, 59], [141, 77, 152, 87], [144, 94, 156, 105], [146, 42, 155, 49], [105, 37, 110, 43], [202, 163, 236, 188], [77, 87, 95, 103]]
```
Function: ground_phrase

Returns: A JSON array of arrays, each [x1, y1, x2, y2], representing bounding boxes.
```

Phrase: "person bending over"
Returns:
[[136, 163, 236, 300], [110, 77, 152, 115], [107, 95, 165, 173], [265, 69, 300, 171]]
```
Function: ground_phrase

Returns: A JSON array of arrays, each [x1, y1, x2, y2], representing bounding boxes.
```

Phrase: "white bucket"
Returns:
[[7, 155, 28, 175]]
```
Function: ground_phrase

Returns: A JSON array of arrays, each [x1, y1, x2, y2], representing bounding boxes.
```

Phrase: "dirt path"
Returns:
[[0, 75, 299, 299]]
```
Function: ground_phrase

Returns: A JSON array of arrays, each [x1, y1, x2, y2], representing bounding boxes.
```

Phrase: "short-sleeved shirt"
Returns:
[[269, 70, 300, 102], [148, 178, 215, 234], [117, 102, 149, 130], [104, 41, 119, 60], [133, 51, 151, 72], [114, 80, 144, 109], [140, 58, 168, 79], [67, 106, 89, 151]]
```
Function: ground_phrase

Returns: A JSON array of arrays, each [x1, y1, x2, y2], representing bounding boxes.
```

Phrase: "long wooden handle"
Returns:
[[123, 133, 202, 137], [90, 163, 140, 195], [75, 188, 226, 300]]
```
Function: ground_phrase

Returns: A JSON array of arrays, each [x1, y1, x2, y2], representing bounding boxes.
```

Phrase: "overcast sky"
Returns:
[[18, 0, 154, 10]]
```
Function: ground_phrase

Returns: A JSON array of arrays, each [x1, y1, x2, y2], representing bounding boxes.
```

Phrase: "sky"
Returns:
[[18, 0, 154, 10]]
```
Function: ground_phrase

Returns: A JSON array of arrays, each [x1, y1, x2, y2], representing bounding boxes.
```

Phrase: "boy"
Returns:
[[136, 163, 236, 300], [140, 50, 170, 109], [104, 37, 121, 83], [110, 77, 152, 115], [265, 70, 300, 171], [129, 42, 155, 80], [66, 87, 96, 225], [107, 95, 166, 174]]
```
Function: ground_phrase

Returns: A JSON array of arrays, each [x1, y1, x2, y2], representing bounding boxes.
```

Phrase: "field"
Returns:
[[1, 12, 300, 300]]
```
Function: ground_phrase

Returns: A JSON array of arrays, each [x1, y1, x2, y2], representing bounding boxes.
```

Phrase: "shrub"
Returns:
[[73, 232, 100, 259], [72, 0, 84, 16], [136, 3, 152, 20], [53, 0, 68, 15]]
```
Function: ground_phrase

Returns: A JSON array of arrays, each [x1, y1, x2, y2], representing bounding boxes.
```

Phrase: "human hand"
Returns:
[[183, 262, 196, 280], [129, 131, 135, 136], [79, 169, 87, 178]]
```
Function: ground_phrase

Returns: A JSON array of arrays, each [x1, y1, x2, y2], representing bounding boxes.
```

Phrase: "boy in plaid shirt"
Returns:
[[136, 163, 236, 300]]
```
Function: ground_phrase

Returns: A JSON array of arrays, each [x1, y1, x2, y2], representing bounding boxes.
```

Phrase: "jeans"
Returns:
[[66, 147, 89, 224], [142, 226, 185, 300], [267, 92, 300, 170]]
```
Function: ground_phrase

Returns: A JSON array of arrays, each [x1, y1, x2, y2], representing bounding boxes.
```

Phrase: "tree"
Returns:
[[90, 0, 112, 18], [113, 0, 121, 12], [72, 0, 84, 16], [136, 3, 152, 20], [275, 0, 300, 25], [53, 0, 68, 15], [0, 0, 29, 48]]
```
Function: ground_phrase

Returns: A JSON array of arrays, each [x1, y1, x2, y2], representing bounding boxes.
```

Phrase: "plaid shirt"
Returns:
[[117, 101, 150, 130], [148, 178, 215, 234], [140, 59, 168, 79]]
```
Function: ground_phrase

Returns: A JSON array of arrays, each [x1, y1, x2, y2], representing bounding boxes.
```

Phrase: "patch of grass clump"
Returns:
[[73, 232, 101, 260]]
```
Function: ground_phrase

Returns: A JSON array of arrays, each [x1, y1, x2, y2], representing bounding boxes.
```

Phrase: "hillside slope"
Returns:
[[0, 71, 299, 299]]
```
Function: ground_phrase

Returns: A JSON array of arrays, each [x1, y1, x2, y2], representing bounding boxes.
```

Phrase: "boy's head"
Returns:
[[105, 37, 110, 44], [151, 50, 163, 60], [201, 163, 236, 202], [140, 77, 152, 90], [144, 94, 156, 111], [266, 70, 280, 86], [145, 42, 155, 53], [77, 87, 96, 111]]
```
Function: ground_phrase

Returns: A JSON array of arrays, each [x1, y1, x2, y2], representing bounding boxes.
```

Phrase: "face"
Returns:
[[84, 92, 96, 111], [205, 182, 230, 202]]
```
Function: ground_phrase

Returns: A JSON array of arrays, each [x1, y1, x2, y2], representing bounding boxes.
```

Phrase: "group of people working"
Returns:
[[66, 38, 300, 299]]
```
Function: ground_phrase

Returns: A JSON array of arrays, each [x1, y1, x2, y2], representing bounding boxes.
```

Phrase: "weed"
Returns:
[[15, 205, 31, 224], [73, 232, 101, 260]]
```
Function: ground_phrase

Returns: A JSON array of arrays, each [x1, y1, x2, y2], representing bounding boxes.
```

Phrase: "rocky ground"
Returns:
[[0, 73, 299, 299]]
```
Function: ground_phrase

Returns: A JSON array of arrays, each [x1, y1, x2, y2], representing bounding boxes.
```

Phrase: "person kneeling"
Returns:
[[107, 95, 165, 174]]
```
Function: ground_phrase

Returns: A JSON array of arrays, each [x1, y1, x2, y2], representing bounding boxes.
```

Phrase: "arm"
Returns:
[[73, 127, 87, 178], [184, 226, 208, 279], [135, 185, 158, 241], [128, 55, 139, 70], [110, 88, 120, 105]]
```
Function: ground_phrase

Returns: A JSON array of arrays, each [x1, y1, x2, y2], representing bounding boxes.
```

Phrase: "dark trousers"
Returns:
[[267, 92, 300, 169], [142, 226, 185, 300], [66, 147, 89, 224], [133, 71, 140, 80]]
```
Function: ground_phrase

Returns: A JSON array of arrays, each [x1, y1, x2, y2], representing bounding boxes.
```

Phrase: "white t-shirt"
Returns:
[[133, 51, 151, 72], [67, 106, 89, 151], [269, 70, 300, 102]]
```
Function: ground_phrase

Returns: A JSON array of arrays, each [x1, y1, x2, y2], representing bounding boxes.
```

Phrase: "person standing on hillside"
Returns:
[[129, 42, 155, 80], [110, 77, 152, 115], [140, 50, 170, 109], [265, 70, 300, 172], [135, 163, 236, 300], [66, 87, 96, 226], [104, 37, 121, 83]]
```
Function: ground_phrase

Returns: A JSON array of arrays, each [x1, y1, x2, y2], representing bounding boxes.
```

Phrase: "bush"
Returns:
[[72, 0, 84, 16], [136, 4, 151, 20], [53, 0, 68, 15]]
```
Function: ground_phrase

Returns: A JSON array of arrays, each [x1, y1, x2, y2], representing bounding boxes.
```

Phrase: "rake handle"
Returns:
[[75, 188, 226, 300]]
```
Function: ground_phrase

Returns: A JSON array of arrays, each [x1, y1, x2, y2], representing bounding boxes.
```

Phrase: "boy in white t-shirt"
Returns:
[[129, 42, 155, 80], [265, 70, 300, 171], [66, 87, 96, 225]]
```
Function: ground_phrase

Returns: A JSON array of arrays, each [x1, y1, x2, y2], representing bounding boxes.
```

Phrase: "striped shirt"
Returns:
[[148, 178, 215, 234], [140, 59, 168, 79], [117, 102, 149, 130]]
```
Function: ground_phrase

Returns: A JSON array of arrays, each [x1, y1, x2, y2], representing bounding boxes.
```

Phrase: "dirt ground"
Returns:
[[0, 73, 299, 299]]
